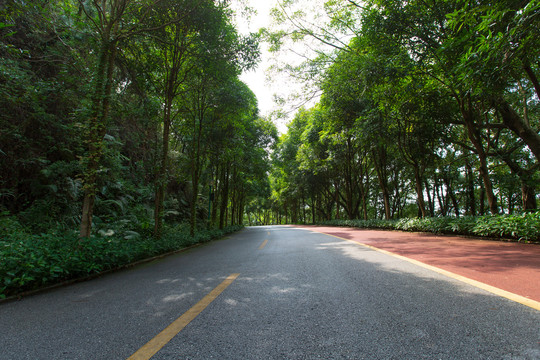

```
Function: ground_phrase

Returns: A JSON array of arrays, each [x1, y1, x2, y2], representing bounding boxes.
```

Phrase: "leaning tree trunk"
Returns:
[[495, 98, 540, 162]]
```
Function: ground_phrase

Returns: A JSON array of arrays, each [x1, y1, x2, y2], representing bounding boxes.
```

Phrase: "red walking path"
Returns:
[[296, 226, 540, 310]]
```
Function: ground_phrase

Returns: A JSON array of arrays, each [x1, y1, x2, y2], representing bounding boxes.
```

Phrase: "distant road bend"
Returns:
[[1, 226, 539, 359]]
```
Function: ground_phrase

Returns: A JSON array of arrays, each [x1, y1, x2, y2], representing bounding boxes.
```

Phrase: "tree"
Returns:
[[77, 0, 175, 237], [268, 0, 539, 218], [141, 0, 221, 238]]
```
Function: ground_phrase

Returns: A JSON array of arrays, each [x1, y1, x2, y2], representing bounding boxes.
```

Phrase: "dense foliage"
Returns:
[[0, 0, 276, 296], [0, 0, 276, 236], [1, 0, 539, 297], [262, 0, 539, 226], [322, 211, 540, 243], [0, 213, 242, 298]]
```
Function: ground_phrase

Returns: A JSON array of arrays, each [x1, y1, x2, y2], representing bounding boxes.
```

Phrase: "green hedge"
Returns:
[[320, 212, 540, 243], [0, 219, 243, 299]]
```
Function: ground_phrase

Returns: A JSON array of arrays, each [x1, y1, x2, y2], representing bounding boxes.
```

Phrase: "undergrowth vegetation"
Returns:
[[320, 212, 540, 244], [0, 213, 242, 299]]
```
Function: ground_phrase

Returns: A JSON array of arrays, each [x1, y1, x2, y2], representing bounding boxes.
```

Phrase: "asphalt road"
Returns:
[[1, 226, 539, 359]]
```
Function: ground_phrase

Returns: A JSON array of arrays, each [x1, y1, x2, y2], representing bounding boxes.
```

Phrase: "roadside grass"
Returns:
[[320, 212, 540, 244], [0, 220, 243, 299]]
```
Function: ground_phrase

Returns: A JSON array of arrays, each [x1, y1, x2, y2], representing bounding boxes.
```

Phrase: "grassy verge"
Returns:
[[0, 221, 243, 299], [319, 212, 540, 244]]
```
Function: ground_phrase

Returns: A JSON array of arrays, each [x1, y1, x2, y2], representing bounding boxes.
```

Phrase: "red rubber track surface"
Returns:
[[296, 226, 540, 303]]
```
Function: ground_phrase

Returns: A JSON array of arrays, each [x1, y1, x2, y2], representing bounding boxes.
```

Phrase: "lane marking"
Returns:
[[127, 273, 240, 360], [315, 230, 540, 312], [259, 239, 269, 250]]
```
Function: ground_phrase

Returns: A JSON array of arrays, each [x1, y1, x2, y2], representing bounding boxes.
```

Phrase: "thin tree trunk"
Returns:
[[424, 180, 434, 217], [219, 162, 229, 229], [413, 166, 427, 218], [465, 159, 476, 216], [443, 176, 460, 216]]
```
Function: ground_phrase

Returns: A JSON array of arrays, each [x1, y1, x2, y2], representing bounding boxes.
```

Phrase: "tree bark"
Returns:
[[523, 62, 540, 101], [80, 40, 117, 238], [372, 148, 391, 220], [153, 94, 172, 239], [465, 159, 476, 216], [413, 166, 427, 218], [494, 98, 540, 162], [522, 183, 537, 210], [461, 99, 499, 214], [219, 162, 229, 229], [496, 151, 538, 211], [443, 176, 460, 216]]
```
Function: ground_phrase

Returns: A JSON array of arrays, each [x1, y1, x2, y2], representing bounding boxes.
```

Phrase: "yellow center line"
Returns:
[[127, 273, 240, 360], [259, 239, 269, 250]]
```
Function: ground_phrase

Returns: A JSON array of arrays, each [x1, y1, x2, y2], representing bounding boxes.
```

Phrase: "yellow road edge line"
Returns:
[[127, 273, 240, 360], [259, 239, 269, 250], [320, 231, 540, 312]]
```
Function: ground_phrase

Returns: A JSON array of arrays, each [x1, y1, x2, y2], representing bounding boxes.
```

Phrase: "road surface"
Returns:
[[1, 226, 539, 359]]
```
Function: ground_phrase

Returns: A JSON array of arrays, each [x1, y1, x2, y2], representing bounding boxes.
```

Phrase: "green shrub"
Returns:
[[471, 212, 540, 242], [0, 221, 243, 299], [319, 212, 540, 243]]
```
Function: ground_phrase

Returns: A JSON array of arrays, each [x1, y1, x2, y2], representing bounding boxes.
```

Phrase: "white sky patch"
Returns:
[[233, 0, 301, 133], [232, 0, 346, 134]]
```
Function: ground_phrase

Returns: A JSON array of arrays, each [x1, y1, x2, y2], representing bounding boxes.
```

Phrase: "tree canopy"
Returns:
[[263, 0, 539, 223], [0, 0, 275, 238], [1, 0, 538, 235]]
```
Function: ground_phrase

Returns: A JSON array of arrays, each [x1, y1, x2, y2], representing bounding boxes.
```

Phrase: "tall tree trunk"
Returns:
[[435, 178, 446, 216], [443, 176, 460, 216], [154, 94, 172, 239], [424, 180, 434, 217], [190, 165, 199, 236], [189, 111, 204, 236], [465, 159, 476, 216], [479, 181, 486, 215], [461, 99, 498, 214], [413, 166, 427, 218], [372, 148, 391, 220], [211, 164, 219, 225], [219, 162, 229, 229], [80, 40, 117, 238], [496, 151, 538, 211]]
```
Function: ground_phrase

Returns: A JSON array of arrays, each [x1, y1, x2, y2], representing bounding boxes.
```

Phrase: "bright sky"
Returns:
[[233, 0, 331, 134], [234, 0, 288, 132]]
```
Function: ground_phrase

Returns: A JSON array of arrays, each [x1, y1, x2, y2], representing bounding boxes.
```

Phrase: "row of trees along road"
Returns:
[[0, 0, 277, 238], [264, 0, 539, 224], [1, 0, 539, 232]]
